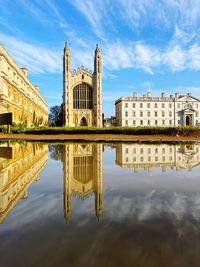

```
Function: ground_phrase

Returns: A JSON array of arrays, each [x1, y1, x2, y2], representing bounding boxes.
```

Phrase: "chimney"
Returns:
[[170, 94, 173, 98], [143, 94, 146, 98], [147, 91, 151, 97], [35, 85, 39, 91], [188, 92, 191, 96], [21, 67, 28, 76], [175, 93, 179, 98], [133, 92, 137, 97], [161, 92, 165, 98]]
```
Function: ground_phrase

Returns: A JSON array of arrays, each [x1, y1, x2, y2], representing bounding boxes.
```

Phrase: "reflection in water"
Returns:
[[115, 143, 200, 172], [61, 144, 103, 223], [0, 142, 48, 223], [1, 142, 200, 266]]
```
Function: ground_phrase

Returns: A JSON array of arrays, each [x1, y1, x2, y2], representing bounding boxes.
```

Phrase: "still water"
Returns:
[[1, 142, 200, 267]]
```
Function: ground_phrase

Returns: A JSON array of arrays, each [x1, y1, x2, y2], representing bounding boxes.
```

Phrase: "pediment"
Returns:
[[177, 95, 200, 102]]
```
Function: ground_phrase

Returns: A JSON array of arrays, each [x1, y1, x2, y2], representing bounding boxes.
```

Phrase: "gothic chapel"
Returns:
[[63, 42, 102, 127]]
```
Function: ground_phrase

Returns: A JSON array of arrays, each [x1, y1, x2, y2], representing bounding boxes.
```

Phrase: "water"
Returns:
[[0, 142, 200, 267]]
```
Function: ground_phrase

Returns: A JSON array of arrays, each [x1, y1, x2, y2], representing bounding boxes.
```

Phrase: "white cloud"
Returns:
[[0, 33, 62, 74], [68, 0, 109, 40]]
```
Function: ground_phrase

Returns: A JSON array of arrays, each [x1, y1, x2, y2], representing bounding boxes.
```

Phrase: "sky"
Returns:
[[1, 0, 200, 117]]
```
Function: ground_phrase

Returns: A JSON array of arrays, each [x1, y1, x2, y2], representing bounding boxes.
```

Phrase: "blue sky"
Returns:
[[1, 0, 200, 117]]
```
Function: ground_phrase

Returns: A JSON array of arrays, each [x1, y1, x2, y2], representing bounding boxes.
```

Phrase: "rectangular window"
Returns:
[[196, 104, 198, 108], [155, 111, 158, 117], [133, 120, 135, 126], [148, 148, 151, 154], [132, 103, 135, 108], [140, 148, 143, 153], [125, 103, 128, 108], [177, 103, 180, 108], [132, 111, 135, 117], [169, 103, 172, 108], [148, 120, 150, 126], [169, 111, 172, 117], [155, 103, 158, 108], [196, 120, 198, 125], [125, 111, 128, 117], [126, 148, 129, 153], [140, 120, 143, 126], [196, 112, 198, 117], [178, 120, 180, 125], [162, 111, 165, 117], [169, 120, 172, 125], [162, 120, 165, 125], [140, 103, 143, 108], [155, 120, 158, 126], [125, 120, 128, 126], [147, 111, 150, 117], [140, 111, 143, 117], [147, 103, 150, 108], [162, 103, 165, 108]]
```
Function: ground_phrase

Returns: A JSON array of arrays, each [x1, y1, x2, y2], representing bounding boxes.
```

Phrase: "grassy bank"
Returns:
[[1, 125, 199, 136]]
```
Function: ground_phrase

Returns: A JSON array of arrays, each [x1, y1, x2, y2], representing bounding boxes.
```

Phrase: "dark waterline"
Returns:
[[0, 142, 200, 267]]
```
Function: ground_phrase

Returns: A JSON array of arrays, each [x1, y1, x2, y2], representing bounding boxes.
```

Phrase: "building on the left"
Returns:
[[0, 45, 48, 126]]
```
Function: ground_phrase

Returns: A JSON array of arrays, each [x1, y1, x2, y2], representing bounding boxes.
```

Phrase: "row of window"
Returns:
[[125, 155, 200, 163], [124, 102, 199, 109], [125, 111, 199, 117], [125, 147, 172, 154], [125, 119, 199, 126]]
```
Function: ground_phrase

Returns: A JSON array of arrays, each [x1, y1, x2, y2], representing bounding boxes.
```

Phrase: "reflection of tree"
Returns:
[[49, 145, 62, 161]]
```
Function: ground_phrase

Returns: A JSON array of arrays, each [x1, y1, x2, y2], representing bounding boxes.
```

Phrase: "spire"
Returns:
[[95, 43, 100, 54], [64, 41, 70, 53]]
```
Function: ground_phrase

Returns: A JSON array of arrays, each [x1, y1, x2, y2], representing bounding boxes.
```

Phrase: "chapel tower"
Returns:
[[63, 43, 102, 127]]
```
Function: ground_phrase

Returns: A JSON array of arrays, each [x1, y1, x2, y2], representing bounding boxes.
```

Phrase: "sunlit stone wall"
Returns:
[[115, 144, 200, 172], [61, 143, 103, 223], [0, 45, 48, 125], [0, 143, 48, 223], [115, 92, 200, 127]]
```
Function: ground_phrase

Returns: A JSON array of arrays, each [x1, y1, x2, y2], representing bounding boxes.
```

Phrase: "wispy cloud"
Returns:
[[68, 0, 111, 40], [103, 40, 200, 74], [0, 33, 62, 74], [18, 0, 68, 29]]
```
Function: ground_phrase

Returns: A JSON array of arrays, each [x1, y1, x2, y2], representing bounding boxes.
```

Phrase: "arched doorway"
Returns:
[[80, 117, 88, 126], [186, 115, 191, 126]]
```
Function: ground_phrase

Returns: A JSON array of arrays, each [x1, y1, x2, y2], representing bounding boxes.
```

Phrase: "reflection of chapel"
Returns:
[[61, 144, 103, 223], [63, 42, 102, 127]]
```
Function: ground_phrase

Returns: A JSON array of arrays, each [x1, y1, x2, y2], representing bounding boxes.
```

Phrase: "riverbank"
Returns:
[[0, 133, 200, 143]]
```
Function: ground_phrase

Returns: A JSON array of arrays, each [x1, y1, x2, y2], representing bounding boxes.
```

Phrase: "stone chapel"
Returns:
[[63, 42, 102, 127]]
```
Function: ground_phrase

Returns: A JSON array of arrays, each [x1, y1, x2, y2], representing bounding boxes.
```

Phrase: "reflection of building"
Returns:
[[115, 92, 200, 126], [63, 42, 102, 127], [61, 144, 103, 223], [0, 143, 48, 223], [0, 45, 48, 125], [115, 144, 200, 173]]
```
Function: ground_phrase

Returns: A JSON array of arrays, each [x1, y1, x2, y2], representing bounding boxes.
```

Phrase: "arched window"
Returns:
[[73, 83, 93, 109]]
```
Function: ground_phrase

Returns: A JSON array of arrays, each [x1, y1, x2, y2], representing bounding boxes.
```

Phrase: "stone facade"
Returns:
[[61, 143, 103, 223], [0, 143, 48, 223], [115, 143, 200, 173], [0, 45, 48, 126], [63, 42, 102, 127], [115, 92, 200, 127]]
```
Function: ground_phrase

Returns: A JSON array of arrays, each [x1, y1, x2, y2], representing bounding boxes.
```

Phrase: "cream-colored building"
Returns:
[[61, 143, 103, 223], [0, 143, 48, 223], [0, 45, 48, 126], [115, 92, 200, 127], [115, 143, 200, 173], [63, 42, 102, 127]]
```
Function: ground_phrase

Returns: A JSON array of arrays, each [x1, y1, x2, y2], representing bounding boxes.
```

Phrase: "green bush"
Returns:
[[24, 126, 200, 136]]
